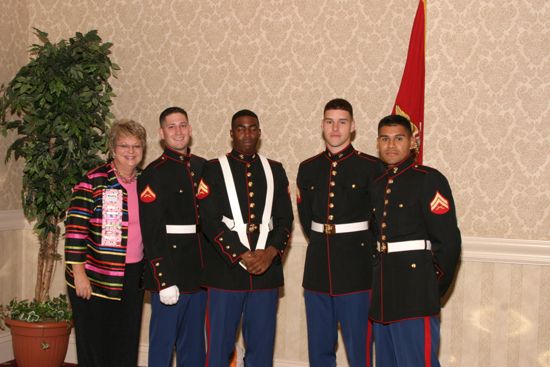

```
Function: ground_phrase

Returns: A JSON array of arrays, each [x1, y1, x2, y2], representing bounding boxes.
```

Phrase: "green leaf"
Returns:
[[0, 28, 118, 299], [1, 294, 72, 323]]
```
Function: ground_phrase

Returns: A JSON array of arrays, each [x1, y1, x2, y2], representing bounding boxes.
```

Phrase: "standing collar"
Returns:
[[163, 146, 191, 163], [386, 156, 416, 176], [324, 144, 355, 161], [230, 149, 258, 163]]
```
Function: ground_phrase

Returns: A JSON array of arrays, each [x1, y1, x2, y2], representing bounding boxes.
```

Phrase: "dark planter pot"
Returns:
[[5, 318, 72, 367]]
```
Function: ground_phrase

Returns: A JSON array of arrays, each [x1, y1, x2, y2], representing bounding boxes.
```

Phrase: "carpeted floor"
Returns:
[[0, 361, 147, 366], [0, 362, 77, 366]]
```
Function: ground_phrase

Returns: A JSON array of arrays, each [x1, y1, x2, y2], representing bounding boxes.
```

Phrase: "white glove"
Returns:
[[159, 285, 179, 305]]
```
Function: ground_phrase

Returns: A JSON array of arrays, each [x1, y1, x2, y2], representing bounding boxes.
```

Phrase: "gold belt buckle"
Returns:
[[247, 223, 258, 233], [324, 223, 335, 235]]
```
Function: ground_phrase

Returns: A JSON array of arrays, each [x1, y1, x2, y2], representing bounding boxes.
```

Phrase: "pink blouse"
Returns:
[[121, 180, 144, 264]]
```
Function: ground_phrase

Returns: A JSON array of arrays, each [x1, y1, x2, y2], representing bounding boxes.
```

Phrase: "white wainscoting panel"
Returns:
[[0, 330, 13, 363], [1, 210, 549, 366]]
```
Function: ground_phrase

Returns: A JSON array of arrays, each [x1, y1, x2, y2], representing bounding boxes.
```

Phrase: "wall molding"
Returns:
[[289, 236, 550, 266], [461, 236, 550, 265], [1, 209, 549, 265], [0, 209, 30, 231]]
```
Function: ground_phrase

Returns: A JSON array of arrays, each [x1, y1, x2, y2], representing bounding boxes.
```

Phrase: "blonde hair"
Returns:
[[108, 119, 147, 155]]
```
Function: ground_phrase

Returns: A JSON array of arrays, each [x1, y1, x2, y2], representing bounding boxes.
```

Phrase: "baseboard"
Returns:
[[64, 334, 76, 363], [275, 359, 309, 367], [0, 330, 13, 363], [138, 342, 148, 367], [63, 334, 148, 366], [0, 329, 313, 366], [50, 335, 304, 366]]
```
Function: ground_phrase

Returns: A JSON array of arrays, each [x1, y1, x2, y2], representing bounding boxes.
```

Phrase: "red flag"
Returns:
[[392, 0, 426, 163]]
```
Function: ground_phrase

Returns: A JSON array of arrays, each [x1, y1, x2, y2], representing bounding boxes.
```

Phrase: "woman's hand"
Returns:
[[72, 264, 92, 300]]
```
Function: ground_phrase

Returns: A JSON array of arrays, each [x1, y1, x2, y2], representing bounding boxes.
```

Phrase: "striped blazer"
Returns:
[[64, 162, 139, 300]]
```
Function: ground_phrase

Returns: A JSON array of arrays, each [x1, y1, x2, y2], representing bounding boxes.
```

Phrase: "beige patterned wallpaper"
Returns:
[[0, 0, 27, 210], [1, 2, 550, 366], [1, 0, 548, 239]]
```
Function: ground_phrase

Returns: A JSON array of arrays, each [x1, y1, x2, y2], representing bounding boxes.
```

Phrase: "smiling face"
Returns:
[[322, 108, 355, 153], [113, 134, 144, 172], [231, 115, 261, 155], [159, 112, 191, 153], [377, 124, 415, 167]]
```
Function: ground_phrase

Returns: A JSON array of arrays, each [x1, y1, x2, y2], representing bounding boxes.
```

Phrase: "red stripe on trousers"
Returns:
[[424, 316, 431, 367], [366, 319, 373, 367], [205, 290, 211, 367]]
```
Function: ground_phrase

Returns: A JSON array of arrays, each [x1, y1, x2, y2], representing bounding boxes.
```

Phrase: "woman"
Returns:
[[64, 119, 147, 367]]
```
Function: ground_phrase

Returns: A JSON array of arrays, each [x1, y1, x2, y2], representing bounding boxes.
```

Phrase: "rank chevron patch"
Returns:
[[196, 179, 210, 200], [430, 191, 450, 215], [140, 185, 157, 203]]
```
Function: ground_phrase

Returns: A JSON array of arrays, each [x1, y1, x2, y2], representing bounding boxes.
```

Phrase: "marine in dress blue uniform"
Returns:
[[198, 110, 293, 367], [138, 107, 206, 367], [297, 99, 381, 367], [369, 114, 461, 367]]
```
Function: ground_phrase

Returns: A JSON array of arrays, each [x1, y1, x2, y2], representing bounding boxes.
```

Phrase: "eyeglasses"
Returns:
[[116, 144, 143, 151]]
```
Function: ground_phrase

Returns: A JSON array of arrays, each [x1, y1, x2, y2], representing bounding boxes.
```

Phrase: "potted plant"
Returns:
[[0, 28, 118, 366], [0, 295, 72, 367]]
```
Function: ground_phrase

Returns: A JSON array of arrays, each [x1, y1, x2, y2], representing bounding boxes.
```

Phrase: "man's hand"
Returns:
[[73, 264, 92, 300], [245, 247, 278, 275], [239, 250, 255, 269], [159, 285, 180, 305]]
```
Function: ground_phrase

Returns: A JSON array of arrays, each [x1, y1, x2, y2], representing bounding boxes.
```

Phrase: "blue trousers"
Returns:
[[373, 316, 440, 367], [205, 288, 278, 367], [149, 290, 206, 367], [304, 290, 372, 367]]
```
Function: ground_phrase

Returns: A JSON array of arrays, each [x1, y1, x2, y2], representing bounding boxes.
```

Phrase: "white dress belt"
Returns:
[[377, 239, 432, 253], [219, 154, 274, 270], [311, 220, 369, 234], [222, 216, 273, 233], [165, 224, 197, 234]]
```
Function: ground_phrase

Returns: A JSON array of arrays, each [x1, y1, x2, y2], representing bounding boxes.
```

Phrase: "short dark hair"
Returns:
[[377, 114, 413, 136], [231, 109, 259, 129], [324, 98, 353, 119], [159, 107, 188, 126]]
